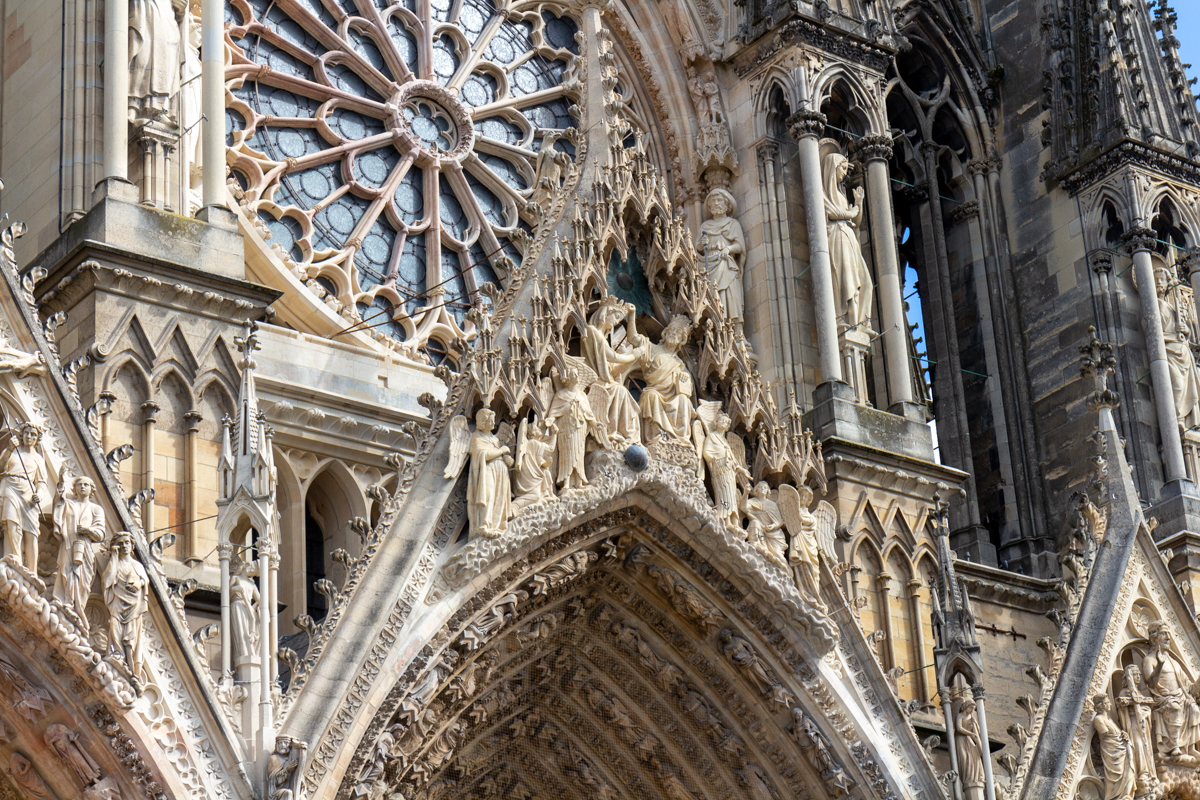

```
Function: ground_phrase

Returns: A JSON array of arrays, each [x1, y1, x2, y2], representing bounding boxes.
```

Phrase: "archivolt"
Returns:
[[330, 479, 925, 800]]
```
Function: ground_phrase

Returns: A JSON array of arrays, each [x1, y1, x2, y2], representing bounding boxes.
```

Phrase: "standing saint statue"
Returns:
[[1143, 621, 1200, 762], [1116, 664, 1157, 790], [1154, 265, 1200, 430], [582, 297, 646, 446], [466, 409, 513, 539], [0, 423, 49, 573], [821, 152, 874, 331], [229, 556, 260, 666], [701, 412, 749, 533], [546, 368, 610, 491], [955, 697, 986, 800], [102, 532, 150, 686], [52, 477, 107, 632], [1093, 694, 1135, 800], [129, 0, 184, 118], [637, 316, 698, 446], [697, 189, 746, 322]]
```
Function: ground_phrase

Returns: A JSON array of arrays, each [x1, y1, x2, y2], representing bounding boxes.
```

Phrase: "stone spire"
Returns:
[[218, 319, 276, 515], [931, 498, 995, 800], [215, 318, 280, 762]]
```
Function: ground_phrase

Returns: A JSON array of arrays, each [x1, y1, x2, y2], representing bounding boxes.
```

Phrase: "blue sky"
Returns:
[[1180, 3, 1200, 92]]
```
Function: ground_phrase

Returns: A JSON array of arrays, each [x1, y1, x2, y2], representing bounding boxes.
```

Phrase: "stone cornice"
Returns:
[[733, 18, 892, 78], [1058, 139, 1200, 195]]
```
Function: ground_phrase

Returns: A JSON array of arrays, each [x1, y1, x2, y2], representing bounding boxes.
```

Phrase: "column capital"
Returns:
[[855, 133, 894, 162], [1088, 249, 1113, 275], [938, 685, 954, 702], [948, 199, 980, 225], [906, 578, 924, 594], [967, 156, 1001, 177], [971, 684, 986, 700], [786, 110, 827, 140], [1123, 227, 1158, 254], [184, 410, 204, 432], [141, 401, 161, 423], [217, 541, 234, 559], [1180, 246, 1200, 278]]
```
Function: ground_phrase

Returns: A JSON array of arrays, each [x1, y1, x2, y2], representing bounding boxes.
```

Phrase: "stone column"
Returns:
[[972, 685, 997, 800], [876, 571, 898, 671], [787, 109, 843, 384], [141, 401, 160, 532], [184, 410, 203, 559], [940, 686, 963, 800], [1183, 247, 1200, 338], [1127, 228, 1189, 483], [201, 0, 226, 209], [269, 549, 280, 685], [858, 134, 917, 413], [218, 541, 233, 680], [258, 537, 275, 755], [907, 579, 929, 704], [103, 0, 130, 180]]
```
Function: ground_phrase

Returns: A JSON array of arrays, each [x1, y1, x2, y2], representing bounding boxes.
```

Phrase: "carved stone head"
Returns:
[[111, 531, 135, 556], [475, 407, 496, 433], [752, 481, 770, 499], [17, 422, 41, 447], [661, 315, 693, 349], [704, 188, 736, 218], [74, 476, 95, 500]]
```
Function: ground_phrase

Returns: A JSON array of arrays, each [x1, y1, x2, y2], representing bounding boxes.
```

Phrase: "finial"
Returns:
[[1079, 326, 1119, 428]]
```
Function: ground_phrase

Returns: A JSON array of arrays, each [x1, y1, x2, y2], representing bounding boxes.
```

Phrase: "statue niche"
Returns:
[[1152, 261, 1200, 431], [697, 188, 746, 323], [821, 146, 875, 405], [129, 0, 184, 120]]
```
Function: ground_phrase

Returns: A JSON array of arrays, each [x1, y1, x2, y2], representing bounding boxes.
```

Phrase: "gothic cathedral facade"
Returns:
[[0, 0, 1197, 798]]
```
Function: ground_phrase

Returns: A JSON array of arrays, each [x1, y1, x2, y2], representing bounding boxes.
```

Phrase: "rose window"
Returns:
[[223, 0, 581, 361]]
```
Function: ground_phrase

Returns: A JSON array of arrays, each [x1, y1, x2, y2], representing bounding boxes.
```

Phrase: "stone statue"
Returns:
[[582, 297, 645, 446], [741, 482, 788, 569], [0, 344, 44, 377], [102, 531, 150, 686], [129, 0, 184, 119], [955, 698, 986, 800], [52, 476, 107, 631], [1142, 621, 1200, 762], [1093, 694, 1135, 800], [637, 315, 698, 445], [6, 753, 53, 800], [463, 409, 513, 539], [719, 628, 776, 697], [512, 416, 556, 511], [546, 368, 610, 490], [180, 3, 203, 212], [84, 776, 124, 800], [0, 423, 49, 573], [1116, 664, 1156, 790], [822, 151, 874, 330], [781, 483, 822, 606], [44, 723, 103, 785], [701, 411, 749, 533], [1154, 265, 1200, 430], [697, 189, 746, 322], [229, 556, 261, 665], [266, 736, 305, 800]]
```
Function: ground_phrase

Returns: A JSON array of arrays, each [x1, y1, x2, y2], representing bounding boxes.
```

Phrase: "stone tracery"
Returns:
[[225, 0, 585, 362]]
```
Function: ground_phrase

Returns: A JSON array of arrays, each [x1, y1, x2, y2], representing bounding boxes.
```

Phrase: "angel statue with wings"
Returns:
[[547, 367, 612, 490], [512, 416, 556, 511], [446, 409, 514, 539], [696, 403, 749, 533], [741, 482, 835, 607]]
